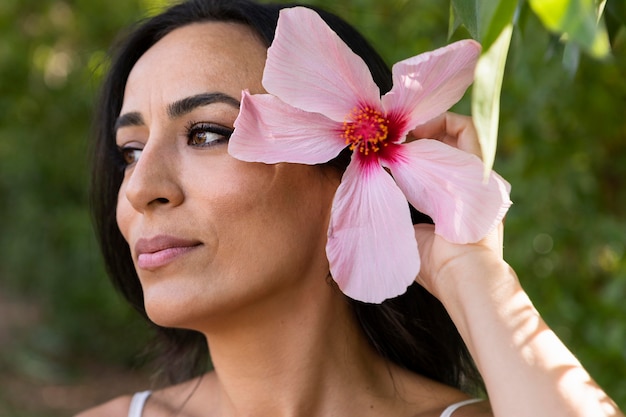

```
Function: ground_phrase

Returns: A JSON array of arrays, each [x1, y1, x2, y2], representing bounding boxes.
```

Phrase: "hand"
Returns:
[[410, 114, 625, 417], [408, 112, 505, 300], [408, 112, 482, 158]]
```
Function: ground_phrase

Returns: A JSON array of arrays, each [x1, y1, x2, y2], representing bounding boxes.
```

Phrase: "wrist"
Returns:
[[432, 256, 522, 335], [432, 252, 516, 303]]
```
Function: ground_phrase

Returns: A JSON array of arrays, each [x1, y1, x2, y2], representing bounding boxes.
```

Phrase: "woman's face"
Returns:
[[115, 22, 340, 329]]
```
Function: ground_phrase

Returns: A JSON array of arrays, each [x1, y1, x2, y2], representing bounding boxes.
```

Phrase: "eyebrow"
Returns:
[[114, 92, 241, 131], [167, 92, 240, 119], [114, 111, 144, 131]]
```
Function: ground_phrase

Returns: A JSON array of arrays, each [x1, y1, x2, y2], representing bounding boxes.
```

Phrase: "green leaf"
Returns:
[[605, 0, 626, 45], [606, 0, 626, 25], [528, 0, 611, 58], [139, 0, 171, 16], [605, 3, 626, 45], [451, 0, 517, 50], [514, 2, 534, 38], [472, 23, 513, 177], [481, 0, 518, 50], [529, 0, 569, 28], [451, 0, 479, 39], [597, 0, 608, 18], [563, 41, 581, 76], [448, 1, 462, 40]]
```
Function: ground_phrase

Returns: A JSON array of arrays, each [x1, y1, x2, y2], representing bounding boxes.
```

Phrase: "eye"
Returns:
[[186, 122, 233, 148], [117, 145, 143, 167]]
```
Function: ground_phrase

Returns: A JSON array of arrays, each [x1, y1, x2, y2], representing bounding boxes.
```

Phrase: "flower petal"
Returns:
[[263, 7, 381, 121], [384, 140, 511, 243], [327, 155, 419, 303], [381, 40, 481, 139], [229, 91, 346, 164]]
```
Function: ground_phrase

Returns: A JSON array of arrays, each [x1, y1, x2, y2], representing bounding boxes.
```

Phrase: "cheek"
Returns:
[[218, 162, 337, 248], [202, 160, 326, 242], [115, 183, 133, 242], [192, 162, 280, 242]]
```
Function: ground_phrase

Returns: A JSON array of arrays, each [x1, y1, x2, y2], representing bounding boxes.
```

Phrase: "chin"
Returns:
[[144, 299, 199, 329], [140, 280, 251, 332], [141, 281, 213, 329]]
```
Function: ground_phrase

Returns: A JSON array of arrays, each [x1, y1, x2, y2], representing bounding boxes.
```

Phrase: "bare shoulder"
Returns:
[[73, 373, 215, 417], [390, 364, 492, 417], [74, 394, 133, 417]]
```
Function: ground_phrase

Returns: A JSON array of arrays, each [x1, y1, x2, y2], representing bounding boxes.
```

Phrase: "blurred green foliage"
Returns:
[[0, 1, 155, 415], [0, 0, 624, 415]]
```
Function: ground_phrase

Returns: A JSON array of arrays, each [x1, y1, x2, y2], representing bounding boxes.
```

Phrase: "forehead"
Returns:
[[122, 21, 268, 112]]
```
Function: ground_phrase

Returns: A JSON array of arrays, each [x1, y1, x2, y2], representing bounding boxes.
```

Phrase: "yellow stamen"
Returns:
[[341, 106, 389, 156]]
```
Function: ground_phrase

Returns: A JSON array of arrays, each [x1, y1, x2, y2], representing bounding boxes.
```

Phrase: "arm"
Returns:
[[411, 113, 624, 417]]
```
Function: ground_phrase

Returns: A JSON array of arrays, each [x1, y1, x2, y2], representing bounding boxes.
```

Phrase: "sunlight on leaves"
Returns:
[[450, 0, 517, 174], [529, 0, 610, 58], [140, 0, 172, 16], [472, 24, 513, 177]]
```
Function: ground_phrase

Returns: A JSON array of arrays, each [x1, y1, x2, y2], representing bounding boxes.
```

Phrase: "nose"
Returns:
[[122, 139, 184, 213]]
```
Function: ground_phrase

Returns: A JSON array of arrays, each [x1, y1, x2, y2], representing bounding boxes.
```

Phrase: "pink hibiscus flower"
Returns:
[[228, 7, 511, 303]]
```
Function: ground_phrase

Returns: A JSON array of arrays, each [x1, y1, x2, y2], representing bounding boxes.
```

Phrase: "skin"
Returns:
[[412, 114, 623, 417], [77, 21, 624, 417], [77, 22, 487, 417], [114, 21, 337, 332]]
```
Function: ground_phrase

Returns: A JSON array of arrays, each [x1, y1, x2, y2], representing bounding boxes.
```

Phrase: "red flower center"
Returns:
[[341, 106, 389, 156]]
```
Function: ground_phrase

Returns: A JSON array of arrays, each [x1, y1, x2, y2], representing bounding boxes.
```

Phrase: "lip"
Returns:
[[135, 235, 203, 270]]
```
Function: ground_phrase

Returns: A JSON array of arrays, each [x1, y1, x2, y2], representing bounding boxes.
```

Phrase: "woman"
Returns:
[[79, 0, 623, 416]]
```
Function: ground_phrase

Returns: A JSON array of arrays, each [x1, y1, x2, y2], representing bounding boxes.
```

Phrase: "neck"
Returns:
[[200, 283, 398, 417]]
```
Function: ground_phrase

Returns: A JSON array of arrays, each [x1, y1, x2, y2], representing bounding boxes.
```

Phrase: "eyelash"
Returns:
[[116, 146, 142, 168], [185, 121, 233, 148], [116, 122, 234, 169]]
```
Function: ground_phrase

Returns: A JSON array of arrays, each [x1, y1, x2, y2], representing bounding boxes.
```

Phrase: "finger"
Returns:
[[408, 112, 482, 159], [408, 113, 448, 142], [442, 113, 481, 158]]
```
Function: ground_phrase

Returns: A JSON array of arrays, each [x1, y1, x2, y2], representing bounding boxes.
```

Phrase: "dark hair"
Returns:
[[91, 0, 483, 394]]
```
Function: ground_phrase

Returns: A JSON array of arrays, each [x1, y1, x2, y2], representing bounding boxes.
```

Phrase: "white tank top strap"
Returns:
[[440, 398, 483, 417], [128, 390, 152, 417]]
